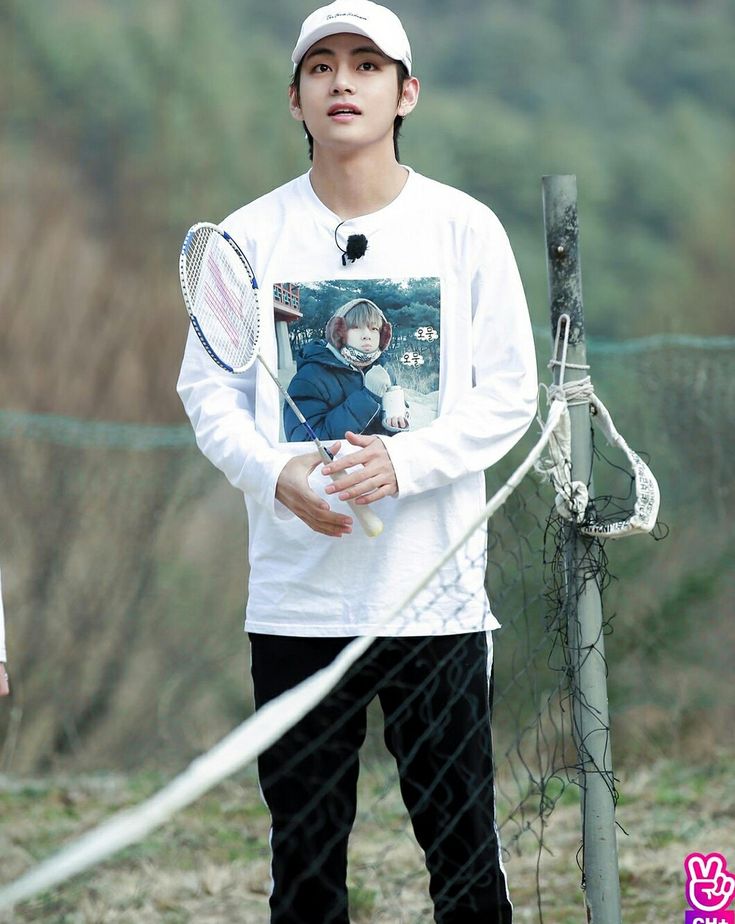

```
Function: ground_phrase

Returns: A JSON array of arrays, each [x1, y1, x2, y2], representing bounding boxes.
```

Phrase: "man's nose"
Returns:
[[331, 65, 355, 95]]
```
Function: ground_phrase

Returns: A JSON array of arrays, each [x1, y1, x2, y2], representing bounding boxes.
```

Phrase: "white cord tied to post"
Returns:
[[536, 315, 660, 538]]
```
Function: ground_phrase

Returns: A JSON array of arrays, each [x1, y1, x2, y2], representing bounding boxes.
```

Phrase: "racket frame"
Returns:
[[179, 222, 384, 537]]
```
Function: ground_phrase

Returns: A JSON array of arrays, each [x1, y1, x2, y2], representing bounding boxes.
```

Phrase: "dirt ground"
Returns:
[[0, 752, 733, 923]]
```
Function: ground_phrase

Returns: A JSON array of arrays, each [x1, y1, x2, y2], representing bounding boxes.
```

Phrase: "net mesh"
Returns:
[[0, 337, 732, 921], [0, 401, 566, 919]]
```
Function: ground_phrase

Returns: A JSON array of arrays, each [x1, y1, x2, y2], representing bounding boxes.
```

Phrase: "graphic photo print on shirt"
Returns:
[[273, 277, 441, 443]]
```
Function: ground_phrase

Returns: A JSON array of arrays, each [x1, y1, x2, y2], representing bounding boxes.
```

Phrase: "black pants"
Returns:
[[249, 631, 513, 924]]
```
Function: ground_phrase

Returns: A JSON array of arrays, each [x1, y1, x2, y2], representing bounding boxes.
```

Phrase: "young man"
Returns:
[[177, 2, 537, 921]]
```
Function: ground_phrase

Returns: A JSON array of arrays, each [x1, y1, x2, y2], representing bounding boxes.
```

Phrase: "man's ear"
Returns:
[[397, 76, 420, 117], [288, 84, 304, 122]]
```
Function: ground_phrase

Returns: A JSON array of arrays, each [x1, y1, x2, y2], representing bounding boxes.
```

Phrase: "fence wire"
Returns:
[[0, 338, 733, 921]]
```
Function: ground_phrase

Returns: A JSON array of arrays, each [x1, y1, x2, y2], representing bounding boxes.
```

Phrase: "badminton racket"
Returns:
[[179, 222, 383, 538]]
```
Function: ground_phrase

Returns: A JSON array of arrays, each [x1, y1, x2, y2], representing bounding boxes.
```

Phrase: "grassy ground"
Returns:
[[0, 753, 733, 923]]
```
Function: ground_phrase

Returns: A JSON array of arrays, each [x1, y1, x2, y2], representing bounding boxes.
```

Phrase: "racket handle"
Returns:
[[331, 473, 384, 538], [315, 444, 383, 538]]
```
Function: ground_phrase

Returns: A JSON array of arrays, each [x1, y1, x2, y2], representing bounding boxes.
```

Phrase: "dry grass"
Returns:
[[1, 752, 733, 923], [0, 148, 185, 424]]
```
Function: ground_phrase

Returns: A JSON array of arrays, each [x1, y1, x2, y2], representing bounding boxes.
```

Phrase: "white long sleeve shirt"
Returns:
[[177, 168, 538, 637]]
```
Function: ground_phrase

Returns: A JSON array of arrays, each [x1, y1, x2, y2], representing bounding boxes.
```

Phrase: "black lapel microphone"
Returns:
[[335, 220, 368, 266]]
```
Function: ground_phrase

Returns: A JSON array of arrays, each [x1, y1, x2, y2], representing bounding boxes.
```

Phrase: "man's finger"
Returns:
[[344, 430, 372, 447], [334, 475, 384, 501], [298, 503, 352, 536], [354, 484, 394, 504], [322, 445, 385, 476], [322, 452, 367, 477], [324, 468, 369, 493]]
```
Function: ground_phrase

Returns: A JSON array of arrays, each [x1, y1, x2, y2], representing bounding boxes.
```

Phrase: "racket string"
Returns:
[[185, 228, 260, 371]]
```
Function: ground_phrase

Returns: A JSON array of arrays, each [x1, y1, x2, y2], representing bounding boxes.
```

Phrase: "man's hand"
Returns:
[[322, 432, 398, 505], [276, 443, 353, 538], [0, 663, 9, 697]]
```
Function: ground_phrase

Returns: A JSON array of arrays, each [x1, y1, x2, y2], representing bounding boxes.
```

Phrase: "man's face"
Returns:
[[289, 33, 413, 155], [346, 322, 381, 354]]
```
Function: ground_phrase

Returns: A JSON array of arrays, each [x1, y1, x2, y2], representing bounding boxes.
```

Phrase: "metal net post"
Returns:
[[542, 174, 622, 924]]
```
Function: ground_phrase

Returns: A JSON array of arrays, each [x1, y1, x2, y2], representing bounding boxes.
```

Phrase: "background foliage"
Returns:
[[0, 0, 733, 775], [0, 0, 733, 422]]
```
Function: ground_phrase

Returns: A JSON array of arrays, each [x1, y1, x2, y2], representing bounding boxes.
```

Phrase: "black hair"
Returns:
[[290, 60, 411, 162]]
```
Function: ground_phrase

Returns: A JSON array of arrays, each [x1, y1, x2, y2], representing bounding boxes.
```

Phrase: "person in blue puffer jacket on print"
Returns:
[[284, 298, 409, 442]]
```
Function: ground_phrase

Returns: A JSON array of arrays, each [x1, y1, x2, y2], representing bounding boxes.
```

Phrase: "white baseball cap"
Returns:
[[291, 0, 413, 75]]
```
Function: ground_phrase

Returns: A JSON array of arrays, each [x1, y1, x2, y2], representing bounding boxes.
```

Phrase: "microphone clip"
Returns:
[[335, 221, 368, 266]]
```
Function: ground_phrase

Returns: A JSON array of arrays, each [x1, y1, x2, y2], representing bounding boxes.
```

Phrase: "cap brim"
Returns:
[[292, 24, 410, 72]]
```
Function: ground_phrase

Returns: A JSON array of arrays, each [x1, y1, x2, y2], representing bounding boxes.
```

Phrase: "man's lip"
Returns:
[[327, 103, 362, 116]]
